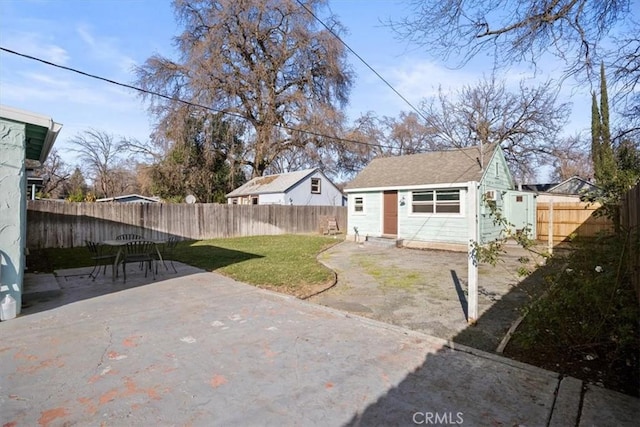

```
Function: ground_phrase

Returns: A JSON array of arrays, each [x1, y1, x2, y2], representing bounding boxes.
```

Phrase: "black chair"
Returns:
[[120, 240, 156, 283], [116, 233, 144, 240], [156, 237, 179, 274], [85, 240, 116, 281]]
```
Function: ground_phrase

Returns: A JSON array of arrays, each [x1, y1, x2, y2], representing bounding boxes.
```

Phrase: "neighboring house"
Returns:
[[0, 105, 62, 317], [96, 194, 161, 203], [226, 168, 345, 206], [344, 144, 536, 251], [531, 176, 599, 203]]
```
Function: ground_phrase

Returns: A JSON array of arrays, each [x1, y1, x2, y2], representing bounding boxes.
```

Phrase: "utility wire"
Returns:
[[295, 0, 429, 123], [0, 45, 399, 151], [294, 0, 477, 162]]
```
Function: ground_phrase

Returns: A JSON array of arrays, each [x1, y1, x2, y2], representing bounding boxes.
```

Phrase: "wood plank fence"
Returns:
[[27, 201, 347, 249], [536, 201, 613, 243], [621, 184, 640, 305]]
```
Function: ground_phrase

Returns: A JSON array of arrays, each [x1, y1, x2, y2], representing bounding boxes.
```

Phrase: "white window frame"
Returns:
[[353, 196, 364, 214], [410, 189, 463, 216], [311, 178, 321, 194]]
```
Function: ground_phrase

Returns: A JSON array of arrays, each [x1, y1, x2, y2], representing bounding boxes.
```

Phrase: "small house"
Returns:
[[226, 168, 345, 206], [535, 176, 599, 203], [344, 144, 536, 251]]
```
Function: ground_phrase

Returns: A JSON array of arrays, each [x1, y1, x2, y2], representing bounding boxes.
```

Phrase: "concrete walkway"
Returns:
[[1, 263, 638, 426]]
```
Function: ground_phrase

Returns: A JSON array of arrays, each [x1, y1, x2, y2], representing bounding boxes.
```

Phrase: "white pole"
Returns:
[[548, 200, 554, 256], [467, 181, 479, 325]]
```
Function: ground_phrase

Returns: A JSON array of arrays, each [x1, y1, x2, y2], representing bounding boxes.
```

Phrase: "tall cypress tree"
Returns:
[[592, 63, 617, 185], [591, 92, 601, 181]]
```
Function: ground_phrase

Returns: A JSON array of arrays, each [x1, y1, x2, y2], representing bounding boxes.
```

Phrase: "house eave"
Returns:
[[344, 182, 474, 193]]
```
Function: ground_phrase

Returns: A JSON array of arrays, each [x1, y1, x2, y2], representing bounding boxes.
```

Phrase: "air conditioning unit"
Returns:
[[485, 190, 500, 201]]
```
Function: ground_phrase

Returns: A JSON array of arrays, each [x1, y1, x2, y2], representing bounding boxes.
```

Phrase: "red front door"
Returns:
[[383, 191, 398, 235]]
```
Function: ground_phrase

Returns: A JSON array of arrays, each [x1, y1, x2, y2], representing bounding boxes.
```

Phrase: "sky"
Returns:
[[0, 0, 632, 181]]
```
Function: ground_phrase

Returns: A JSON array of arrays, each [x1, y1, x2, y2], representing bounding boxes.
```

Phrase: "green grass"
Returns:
[[28, 235, 340, 290], [352, 253, 423, 290]]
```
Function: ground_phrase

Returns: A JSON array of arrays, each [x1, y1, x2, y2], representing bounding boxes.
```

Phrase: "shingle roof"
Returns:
[[344, 144, 498, 190], [226, 168, 318, 197]]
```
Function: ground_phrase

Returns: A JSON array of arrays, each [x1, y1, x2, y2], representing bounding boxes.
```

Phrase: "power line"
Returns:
[[294, 0, 477, 164], [295, 0, 430, 123], [0, 45, 399, 152]]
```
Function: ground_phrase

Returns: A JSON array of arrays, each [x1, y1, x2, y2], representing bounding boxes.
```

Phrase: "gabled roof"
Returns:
[[344, 144, 499, 190], [226, 168, 320, 198], [520, 183, 558, 193], [547, 176, 598, 195]]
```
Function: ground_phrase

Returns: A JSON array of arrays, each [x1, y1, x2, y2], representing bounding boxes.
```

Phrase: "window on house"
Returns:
[[516, 195, 523, 202], [354, 196, 364, 213], [412, 190, 460, 214], [251, 196, 258, 205], [311, 178, 321, 194]]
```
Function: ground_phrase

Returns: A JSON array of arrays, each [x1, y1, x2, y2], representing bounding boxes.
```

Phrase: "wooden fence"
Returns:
[[26, 201, 347, 249], [621, 184, 640, 304], [536, 201, 614, 243]]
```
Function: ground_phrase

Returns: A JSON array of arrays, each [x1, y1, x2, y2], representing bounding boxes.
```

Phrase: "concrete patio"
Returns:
[[1, 262, 638, 426]]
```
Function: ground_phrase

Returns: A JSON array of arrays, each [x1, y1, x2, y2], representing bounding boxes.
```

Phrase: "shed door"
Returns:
[[509, 193, 532, 234], [383, 191, 398, 235]]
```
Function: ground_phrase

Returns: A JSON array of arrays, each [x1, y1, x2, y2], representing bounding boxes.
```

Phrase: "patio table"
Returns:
[[101, 239, 167, 281]]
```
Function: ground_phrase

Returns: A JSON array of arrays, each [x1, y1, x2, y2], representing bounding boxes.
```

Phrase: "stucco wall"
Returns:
[[0, 118, 26, 314]]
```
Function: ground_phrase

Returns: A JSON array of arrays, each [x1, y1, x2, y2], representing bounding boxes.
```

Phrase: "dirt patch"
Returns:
[[310, 241, 547, 353]]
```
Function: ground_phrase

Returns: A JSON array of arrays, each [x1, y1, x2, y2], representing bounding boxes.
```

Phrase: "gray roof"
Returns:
[[344, 144, 498, 190], [226, 168, 318, 197], [548, 176, 598, 195]]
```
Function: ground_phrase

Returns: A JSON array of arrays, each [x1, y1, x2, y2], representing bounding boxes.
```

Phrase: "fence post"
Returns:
[[548, 200, 554, 256]]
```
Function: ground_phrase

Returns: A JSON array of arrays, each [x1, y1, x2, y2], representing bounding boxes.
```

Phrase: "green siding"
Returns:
[[478, 148, 514, 244], [398, 189, 469, 244], [348, 192, 382, 238]]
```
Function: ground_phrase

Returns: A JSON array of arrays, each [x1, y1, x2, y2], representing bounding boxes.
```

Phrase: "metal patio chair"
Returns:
[[155, 236, 179, 274], [85, 240, 116, 281], [120, 240, 156, 283], [115, 233, 144, 240]]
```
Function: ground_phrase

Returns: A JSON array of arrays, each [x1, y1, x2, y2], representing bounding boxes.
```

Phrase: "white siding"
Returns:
[[259, 193, 286, 205], [285, 171, 345, 206]]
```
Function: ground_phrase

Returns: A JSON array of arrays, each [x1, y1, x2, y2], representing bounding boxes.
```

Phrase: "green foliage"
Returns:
[[471, 195, 548, 271], [591, 63, 617, 186], [150, 113, 246, 203], [65, 188, 85, 202], [511, 232, 639, 393]]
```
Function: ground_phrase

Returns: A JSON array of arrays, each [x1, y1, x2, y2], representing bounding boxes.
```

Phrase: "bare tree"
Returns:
[[549, 134, 593, 182], [611, 27, 640, 140], [67, 129, 125, 198], [136, 0, 353, 178], [391, 0, 631, 79], [34, 148, 71, 198], [419, 76, 570, 182]]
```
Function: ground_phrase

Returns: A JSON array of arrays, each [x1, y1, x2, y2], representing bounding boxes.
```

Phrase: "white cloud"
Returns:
[[76, 24, 137, 74], [2, 31, 69, 64]]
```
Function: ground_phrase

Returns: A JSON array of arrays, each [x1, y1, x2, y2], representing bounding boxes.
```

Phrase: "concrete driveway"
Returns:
[[1, 259, 638, 426], [312, 241, 550, 353]]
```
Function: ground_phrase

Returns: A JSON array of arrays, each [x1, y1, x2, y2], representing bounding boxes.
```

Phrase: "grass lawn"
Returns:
[[27, 234, 341, 298]]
